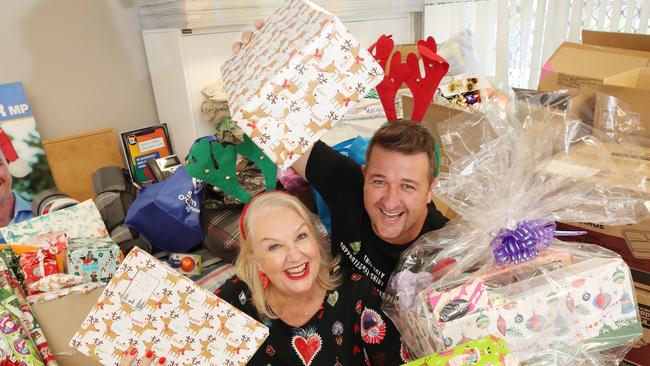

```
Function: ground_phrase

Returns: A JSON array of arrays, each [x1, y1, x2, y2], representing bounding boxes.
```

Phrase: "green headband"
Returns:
[[186, 135, 277, 203]]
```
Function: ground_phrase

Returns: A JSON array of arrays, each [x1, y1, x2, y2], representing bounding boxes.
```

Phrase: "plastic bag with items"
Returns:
[[383, 96, 650, 365]]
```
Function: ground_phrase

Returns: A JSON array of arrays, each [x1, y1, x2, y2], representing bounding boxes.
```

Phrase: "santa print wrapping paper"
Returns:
[[70, 247, 269, 366], [65, 238, 121, 283], [221, 0, 383, 169], [432, 257, 640, 358]]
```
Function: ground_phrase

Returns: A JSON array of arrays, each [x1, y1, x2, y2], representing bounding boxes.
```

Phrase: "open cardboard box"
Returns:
[[594, 67, 650, 140], [539, 30, 650, 138], [538, 31, 650, 92], [31, 288, 103, 366]]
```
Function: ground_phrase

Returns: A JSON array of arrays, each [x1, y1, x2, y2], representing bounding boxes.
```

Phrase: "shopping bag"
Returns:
[[125, 166, 205, 252]]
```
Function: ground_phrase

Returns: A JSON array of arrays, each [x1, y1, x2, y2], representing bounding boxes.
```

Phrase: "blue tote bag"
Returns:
[[125, 166, 205, 252]]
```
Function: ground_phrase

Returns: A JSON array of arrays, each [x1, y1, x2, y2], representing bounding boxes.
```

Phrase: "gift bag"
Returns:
[[312, 136, 369, 233], [125, 166, 205, 252]]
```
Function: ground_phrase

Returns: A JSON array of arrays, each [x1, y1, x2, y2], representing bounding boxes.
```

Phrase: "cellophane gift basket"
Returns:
[[384, 92, 649, 365]]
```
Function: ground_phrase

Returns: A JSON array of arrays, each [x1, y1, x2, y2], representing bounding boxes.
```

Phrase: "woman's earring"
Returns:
[[258, 271, 269, 289]]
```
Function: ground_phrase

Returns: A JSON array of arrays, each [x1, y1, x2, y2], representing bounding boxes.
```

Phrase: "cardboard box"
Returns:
[[539, 31, 650, 139], [31, 288, 104, 366], [538, 40, 650, 92], [42, 128, 124, 202], [582, 30, 650, 52], [221, 0, 382, 169], [594, 67, 650, 140]]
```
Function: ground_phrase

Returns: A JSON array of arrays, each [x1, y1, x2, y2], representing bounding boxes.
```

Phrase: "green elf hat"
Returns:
[[186, 134, 277, 203]]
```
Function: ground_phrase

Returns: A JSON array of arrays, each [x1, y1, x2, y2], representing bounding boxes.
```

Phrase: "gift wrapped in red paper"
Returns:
[[19, 250, 59, 295]]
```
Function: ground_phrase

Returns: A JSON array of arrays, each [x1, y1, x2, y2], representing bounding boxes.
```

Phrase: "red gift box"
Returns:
[[19, 250, 60, 295]]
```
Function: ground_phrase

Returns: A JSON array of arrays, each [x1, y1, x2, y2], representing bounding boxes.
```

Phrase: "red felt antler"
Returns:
[[368, 35, 449, 123]]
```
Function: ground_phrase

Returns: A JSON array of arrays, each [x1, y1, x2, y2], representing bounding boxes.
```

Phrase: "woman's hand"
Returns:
[[118, 347, 166, 366], [232, 19, 266, 54]]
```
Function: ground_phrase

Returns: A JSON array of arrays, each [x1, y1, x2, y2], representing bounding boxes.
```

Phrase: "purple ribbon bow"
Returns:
[[491, 220, 585, 265]]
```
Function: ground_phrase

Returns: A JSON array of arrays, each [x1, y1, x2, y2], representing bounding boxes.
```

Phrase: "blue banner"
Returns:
[[0, 82, 32, 122]]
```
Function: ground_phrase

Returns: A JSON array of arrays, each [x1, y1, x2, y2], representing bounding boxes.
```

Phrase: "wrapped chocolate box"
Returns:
[[221, 0, 383, 168], [65, 238, 120, 283]]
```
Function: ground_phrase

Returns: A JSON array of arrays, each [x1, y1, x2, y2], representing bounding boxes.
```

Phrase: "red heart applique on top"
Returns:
[[291, 333, 322, 366]]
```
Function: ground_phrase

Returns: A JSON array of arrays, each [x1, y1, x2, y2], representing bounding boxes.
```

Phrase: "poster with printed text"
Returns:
[[0, 82, 55, 203]]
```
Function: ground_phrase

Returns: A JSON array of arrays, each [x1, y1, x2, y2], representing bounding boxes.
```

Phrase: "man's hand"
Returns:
[[231, 19, 266, 54]]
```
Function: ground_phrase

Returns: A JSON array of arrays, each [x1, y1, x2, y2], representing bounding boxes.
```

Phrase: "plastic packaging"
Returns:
[[438, 29, 482, 77], [592, 91, 650, 147], [384, 94, 649, 365]]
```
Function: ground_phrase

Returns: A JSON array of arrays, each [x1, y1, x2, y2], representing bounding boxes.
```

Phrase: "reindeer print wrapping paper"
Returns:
[[70, 247, 269, 366], [221, 0, 383, 169]]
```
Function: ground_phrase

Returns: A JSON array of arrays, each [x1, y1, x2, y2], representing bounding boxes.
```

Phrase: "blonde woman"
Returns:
[[216, 192, 409, 365]]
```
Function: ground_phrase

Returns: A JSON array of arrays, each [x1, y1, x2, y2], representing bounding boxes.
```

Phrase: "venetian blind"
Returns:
[[137, 0, 424, 29]]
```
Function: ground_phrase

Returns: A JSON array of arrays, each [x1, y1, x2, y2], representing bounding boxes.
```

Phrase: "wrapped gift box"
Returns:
[[65, 238, 121, 283], [402, 335, 518, 366], [0, 200, 108, 244], [428, 256, 641, 360], [70, 247, 268, 366], [221, 0, 383, 168], [19, 250, 60, 295]]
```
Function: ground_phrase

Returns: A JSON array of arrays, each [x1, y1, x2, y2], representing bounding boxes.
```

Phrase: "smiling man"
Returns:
[[292, 121, 448, 291]]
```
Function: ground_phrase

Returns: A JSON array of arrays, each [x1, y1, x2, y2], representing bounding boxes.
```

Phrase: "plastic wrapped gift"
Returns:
[[221, 0, 382, 168], [383, 97, 650, 365], [65, 238, 121, 283], [402, 335, 518, 366]]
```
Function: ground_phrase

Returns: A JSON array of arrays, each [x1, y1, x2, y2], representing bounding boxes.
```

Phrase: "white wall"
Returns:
[[0, 0, 158, 140]]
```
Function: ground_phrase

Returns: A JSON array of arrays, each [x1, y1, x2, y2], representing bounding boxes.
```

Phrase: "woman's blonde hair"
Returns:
[[235, 192, 341, 319]]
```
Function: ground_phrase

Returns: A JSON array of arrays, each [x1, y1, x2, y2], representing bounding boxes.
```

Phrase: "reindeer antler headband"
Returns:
[[368, 35, 449, 122]]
